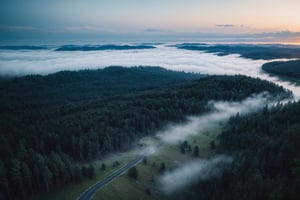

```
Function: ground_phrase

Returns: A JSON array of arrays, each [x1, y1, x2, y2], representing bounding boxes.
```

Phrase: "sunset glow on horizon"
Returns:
[[0, 0, 300, 44]]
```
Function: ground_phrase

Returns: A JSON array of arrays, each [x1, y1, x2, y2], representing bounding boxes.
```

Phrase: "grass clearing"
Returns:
[[32, 121, 226, 200], [93, 122, 225, 200]]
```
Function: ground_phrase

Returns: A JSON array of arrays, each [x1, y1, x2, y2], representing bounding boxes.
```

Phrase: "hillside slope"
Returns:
[[262, 60, 300, 79], [175, 101, 300, 200], [0, 69, 291, 200], [0, 66, 202, 112]]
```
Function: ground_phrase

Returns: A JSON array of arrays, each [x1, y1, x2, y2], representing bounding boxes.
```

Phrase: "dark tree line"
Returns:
[[0, 151, 95, 200], [0, 66, 202, 112], [128, 167, 138, 179], [262, 59, 300, 79], [55, 44, 156, 51], [174, 101, 300, 200], [175, 43, 300, 60], [0, 68, 290, 199]]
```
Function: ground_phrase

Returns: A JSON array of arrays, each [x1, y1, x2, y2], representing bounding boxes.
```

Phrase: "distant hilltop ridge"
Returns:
[[55, 44, 156, 51], [0, 44, 157, 51], [2, 43, 300, 60], [174, 43, 300, 60], [262, 59, 300, 79]]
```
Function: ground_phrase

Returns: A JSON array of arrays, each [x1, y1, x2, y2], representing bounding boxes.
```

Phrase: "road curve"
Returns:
[[76, 145, 160, 200]]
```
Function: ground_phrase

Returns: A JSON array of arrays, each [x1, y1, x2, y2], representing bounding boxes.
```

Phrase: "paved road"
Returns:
[[76, 145, 160, 200]]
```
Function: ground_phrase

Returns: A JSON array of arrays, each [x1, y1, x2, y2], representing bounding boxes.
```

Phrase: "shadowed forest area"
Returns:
[[175, 44, 300, 60], [171, 101, 300, 200], [262, 60, 300, 79], [0, 67, 291, 199]]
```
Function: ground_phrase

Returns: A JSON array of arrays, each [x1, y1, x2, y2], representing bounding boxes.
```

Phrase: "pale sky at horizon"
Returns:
[[1, 0, 300, 44]]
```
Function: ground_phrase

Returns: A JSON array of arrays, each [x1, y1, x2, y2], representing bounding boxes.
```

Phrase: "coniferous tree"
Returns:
[[87, 165, 95, 179], [101, 163, 106, 171], [159, 162, 166, 173], [81, 166, 88, 178], [42, 166, 53, 192], [143, 158, 147, 165], [0, 160, 8, 199], [128, 167, 138, 179], [74, 165, 83, 182], [193, 146, 200, 157], [11, 159, 24, 198], [180, 144, 186, 154], [182, 140, 188, 148], [21, 162, 33, 195], [210, 140, 216, 150]]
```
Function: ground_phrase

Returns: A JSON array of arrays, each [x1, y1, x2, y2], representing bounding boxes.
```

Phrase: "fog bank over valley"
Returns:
[[1, 44, 299, 99], [158, 92, 286, 144]]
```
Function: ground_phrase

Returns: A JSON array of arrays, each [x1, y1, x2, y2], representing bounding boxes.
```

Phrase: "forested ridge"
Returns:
[[0, 67, 290, 199], [0, 44, 156, 51], [55, 44, 156, 51], [262, 59, 300, 79], [0, 66, 202, 111], [175, 43, 300, 60], [177, 101, 300, 200]]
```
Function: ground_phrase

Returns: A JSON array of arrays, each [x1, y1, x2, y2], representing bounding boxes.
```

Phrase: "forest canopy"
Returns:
[[262, 59, 300, 79], [175, 43, 300, 60], [0, 67, 291, 199], [172, 100, 300, 200]]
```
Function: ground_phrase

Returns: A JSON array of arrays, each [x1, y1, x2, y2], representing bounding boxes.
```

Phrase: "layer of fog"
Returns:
[[158, 92, 275, 143], [0, 45, 267, 76], [1, 45, 295, 194], [157, 93, 283, 193], [0, 45, 299, 98], [160, 155, 233, 194]]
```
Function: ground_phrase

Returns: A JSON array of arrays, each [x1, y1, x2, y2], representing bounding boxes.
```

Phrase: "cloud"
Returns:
[[159, 155, 233, 194], [143, 28, 163, 32], [63, 26, 102, 32], [216, 24, 238, 28], [0, 26, 39, 31], [1, 23, 300, 43]]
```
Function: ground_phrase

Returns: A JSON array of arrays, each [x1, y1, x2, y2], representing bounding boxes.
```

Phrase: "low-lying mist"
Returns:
[[159, 155, 233, 194], [151, 92, 284, 194], [1, 45, 299, 99], [157, 92, 274, 144], [0, 45, 266, 77]]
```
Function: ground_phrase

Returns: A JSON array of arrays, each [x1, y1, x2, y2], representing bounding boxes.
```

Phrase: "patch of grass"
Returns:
[[33, 122, 225, 200], [186, 122, 224, 158], [94, 175, 154, 200], [93, 122, 225, 200]]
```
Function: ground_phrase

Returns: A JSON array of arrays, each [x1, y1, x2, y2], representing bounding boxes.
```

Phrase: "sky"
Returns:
[[1, 0, 300, 44]]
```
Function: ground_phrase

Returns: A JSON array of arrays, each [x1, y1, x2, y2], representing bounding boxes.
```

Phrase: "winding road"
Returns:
[[76, 145, 159, 200]]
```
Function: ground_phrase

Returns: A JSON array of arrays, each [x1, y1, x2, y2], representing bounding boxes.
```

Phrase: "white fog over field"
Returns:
[[155, 92, 287, 193], [159, 155, 233, 194], [157, 92, 275, 144]]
